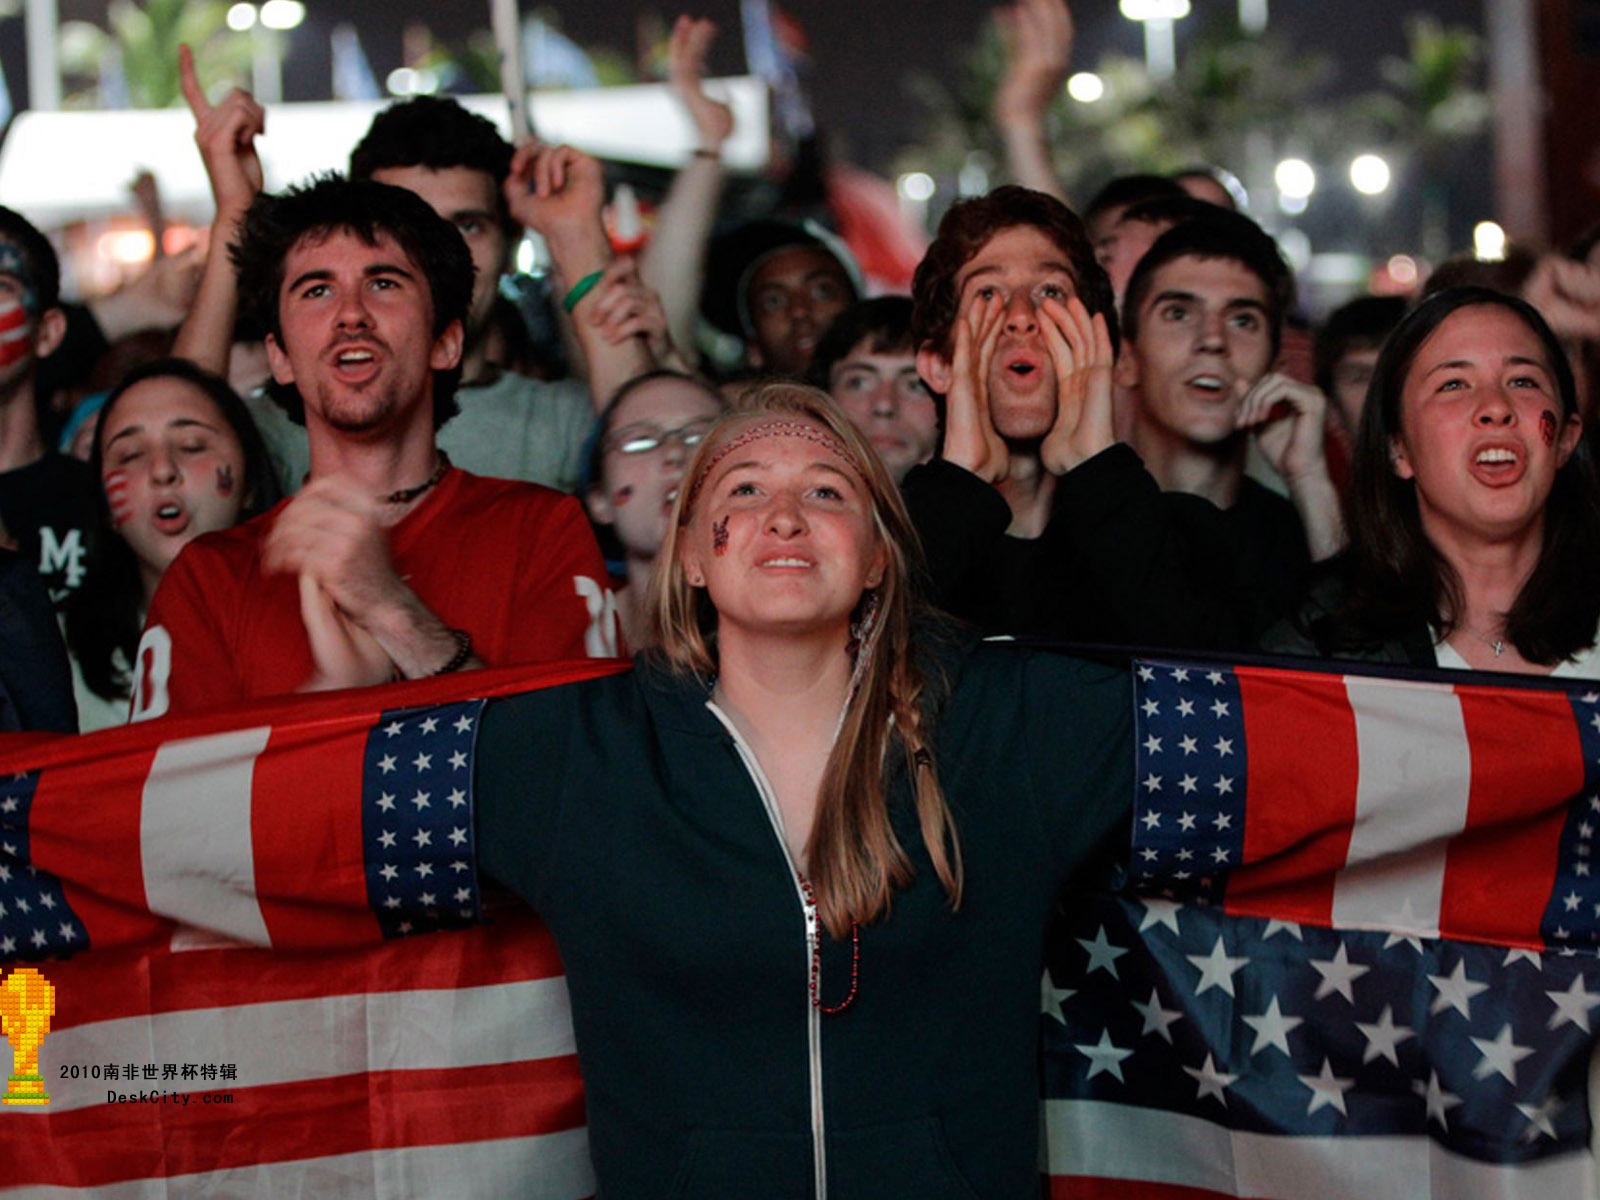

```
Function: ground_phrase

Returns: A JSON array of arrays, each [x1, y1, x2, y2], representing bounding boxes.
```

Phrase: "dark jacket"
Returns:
[[902, 446, 1309, 652], [1258, 561, 1438, 667], [474, 634, 1132, 1199]]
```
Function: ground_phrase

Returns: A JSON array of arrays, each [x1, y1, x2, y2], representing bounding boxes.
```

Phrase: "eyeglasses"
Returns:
[[606, 417, 719, 456]]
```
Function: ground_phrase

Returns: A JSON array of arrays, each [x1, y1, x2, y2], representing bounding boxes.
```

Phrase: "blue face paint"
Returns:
[[0, 242, 39, 315]]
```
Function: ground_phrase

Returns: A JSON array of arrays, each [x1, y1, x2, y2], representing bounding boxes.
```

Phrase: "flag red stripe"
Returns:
[[0, 1056, 584, 1189], [253, 717, 377, 946], [1228, 667, 1360, 924], [43, 905, 563, 1031], [28, 739, 162, 950], [1443, 687, 1581, 946]]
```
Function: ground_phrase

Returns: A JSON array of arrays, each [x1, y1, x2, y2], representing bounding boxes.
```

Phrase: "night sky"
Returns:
[[30, 0, 1487, 174], [9, 1, 1495, 261]]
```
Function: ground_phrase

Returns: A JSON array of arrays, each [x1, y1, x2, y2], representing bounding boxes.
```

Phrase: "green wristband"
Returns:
[[561, 269, 605, 314]]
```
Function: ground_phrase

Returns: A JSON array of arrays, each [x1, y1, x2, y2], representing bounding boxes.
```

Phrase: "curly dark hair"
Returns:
[[230, 174, 474, 430], [1335, 286, 1600, 664], [910, 186, 1115, 363], [349, 96, 517, 240]]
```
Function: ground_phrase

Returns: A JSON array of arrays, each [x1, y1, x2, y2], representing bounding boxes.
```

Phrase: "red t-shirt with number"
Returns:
[[133, 468, 617, 720]]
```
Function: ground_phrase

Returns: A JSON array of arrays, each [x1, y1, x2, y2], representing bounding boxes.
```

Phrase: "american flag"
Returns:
[[1044, 658, 1600, 1198], [0, 660, 622, 1198]]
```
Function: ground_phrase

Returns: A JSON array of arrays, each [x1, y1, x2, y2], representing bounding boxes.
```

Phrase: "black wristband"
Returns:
[[433, 628, 473, 675]]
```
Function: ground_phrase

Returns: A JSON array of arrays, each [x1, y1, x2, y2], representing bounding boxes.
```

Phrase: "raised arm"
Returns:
[[171, 44, 265, 375], [992, 0, 1072, 202], [639, 15, 736, 364], [506, 142, 655, 410]]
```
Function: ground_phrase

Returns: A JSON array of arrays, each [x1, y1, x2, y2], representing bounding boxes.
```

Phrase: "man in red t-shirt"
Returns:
[[133, 177, 617, 720]]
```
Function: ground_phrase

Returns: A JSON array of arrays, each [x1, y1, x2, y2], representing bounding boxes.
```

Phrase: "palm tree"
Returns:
[[59, 0, 249, 110]]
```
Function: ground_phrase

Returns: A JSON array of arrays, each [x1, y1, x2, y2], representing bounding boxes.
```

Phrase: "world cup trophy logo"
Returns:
[[0, 967, 55, 1105]]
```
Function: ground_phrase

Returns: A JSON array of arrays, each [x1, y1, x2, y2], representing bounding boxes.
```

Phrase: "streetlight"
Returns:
[[1067, 73, 1105, 103], [1474, 221, 1507, 262], [228, 1, 306, 103], [1348, 154, 1391, 197], [1274, 157, 1314, 215], [1120, 0, 1190, 82]]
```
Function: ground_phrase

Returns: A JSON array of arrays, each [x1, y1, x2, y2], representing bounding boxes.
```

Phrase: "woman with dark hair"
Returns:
[[1265, 286, 1600, 673], [63, 357, 280, 728]]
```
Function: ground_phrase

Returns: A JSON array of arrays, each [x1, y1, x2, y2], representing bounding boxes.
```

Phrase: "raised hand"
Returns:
[[587, 255, 687, 368], [992, 0, 1073, 129], [1236, 372, 1329, 485], [504, 140, 607, 240], [1524, 255, 1600, 344], [1038, 296, 1115, 474], [178, 43, 264, 218], [668, 15, 735, 153], [934, 292, 1010, 483]]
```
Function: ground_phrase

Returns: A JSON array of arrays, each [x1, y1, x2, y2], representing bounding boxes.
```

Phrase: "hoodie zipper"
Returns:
[[708, 700, 828, 1200]]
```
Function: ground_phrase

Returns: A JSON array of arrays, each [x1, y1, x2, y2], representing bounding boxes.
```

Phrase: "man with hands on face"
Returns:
[[133, 177, 616, 719], [902, 188, 1341, 650]]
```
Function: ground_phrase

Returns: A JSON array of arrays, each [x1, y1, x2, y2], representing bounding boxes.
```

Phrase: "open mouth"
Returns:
[[1188, 375, 1227, 394], [759, 556, 814, 569], [151, 502, 190, 535], [1470, 443, 1526, 485]]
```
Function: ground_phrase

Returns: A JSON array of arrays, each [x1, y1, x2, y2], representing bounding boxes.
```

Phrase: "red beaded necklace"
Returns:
[[797, 873, 860, 1014]]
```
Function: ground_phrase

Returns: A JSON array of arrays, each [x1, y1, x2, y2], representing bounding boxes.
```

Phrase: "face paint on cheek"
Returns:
[[1540, 410, 1558, 447], [712, 514, 730, 556], [103, 471, 132, 527], [610, 484, 633, 506], [0, 244, 39, 316], [0, 298, 31, 369], [216, 463, 235, 496]]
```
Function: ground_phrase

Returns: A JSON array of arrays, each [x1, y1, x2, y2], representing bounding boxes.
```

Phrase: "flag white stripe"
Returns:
[[140, 728, 273, 945], [0, 1127, 596, 1199], [25, 974, 577, 1115], [1332, 677, 1471, 936], [1044, 1099, 1596, 1198]]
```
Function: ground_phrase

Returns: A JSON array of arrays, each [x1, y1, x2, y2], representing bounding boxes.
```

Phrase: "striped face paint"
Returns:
[[712, 514, 730, 555], [216, 463, 235, 496], [1541, 409, 1558, 448], [103, 470, 132, 527], [0, 297, 31, 369], [0, 242, 38, 315]]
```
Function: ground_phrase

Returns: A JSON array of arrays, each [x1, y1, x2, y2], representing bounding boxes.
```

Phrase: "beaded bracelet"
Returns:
[[692, 148, 720, 160], [561, 269, 605, 314], [433, 629, 474, 675]]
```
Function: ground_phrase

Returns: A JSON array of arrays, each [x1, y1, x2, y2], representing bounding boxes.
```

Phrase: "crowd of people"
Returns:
[[2, 0, 1599, 1193]]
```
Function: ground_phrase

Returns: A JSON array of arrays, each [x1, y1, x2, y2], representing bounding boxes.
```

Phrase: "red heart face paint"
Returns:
[[103, 470, 132, 527], [1540, 409, 1558, 447], [217, 463, 235, 496], [0, 297, 31, 369], [712, 514, 730, 556], [610, 484, 633, 507]]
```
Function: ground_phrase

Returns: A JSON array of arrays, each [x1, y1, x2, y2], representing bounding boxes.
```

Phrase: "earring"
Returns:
[[687, 570, 705, 586]]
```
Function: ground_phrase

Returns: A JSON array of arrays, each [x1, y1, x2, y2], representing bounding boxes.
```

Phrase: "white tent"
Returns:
[[0, 78, 770, 228]]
